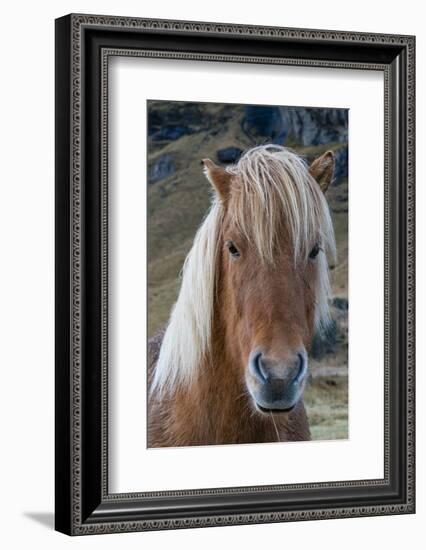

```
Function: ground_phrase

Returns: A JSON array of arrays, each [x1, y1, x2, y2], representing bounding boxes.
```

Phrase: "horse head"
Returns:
[[203, 145, 336, 415]]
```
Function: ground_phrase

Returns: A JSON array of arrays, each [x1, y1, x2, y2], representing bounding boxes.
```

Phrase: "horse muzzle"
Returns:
[[247, 348, 308, 413]]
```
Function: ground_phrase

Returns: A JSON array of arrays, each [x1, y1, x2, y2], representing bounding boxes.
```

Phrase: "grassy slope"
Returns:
[[148, 101, 348, 440]]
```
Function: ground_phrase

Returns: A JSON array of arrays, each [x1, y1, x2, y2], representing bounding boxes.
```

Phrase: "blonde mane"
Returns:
[[151, 145, 336, 394]]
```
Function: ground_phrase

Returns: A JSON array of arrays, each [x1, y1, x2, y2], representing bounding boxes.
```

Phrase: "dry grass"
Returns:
[[305, 381, 349, 440]]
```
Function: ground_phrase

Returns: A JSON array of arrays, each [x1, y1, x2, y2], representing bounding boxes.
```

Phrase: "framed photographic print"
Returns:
[[55, 14, 415, 535]]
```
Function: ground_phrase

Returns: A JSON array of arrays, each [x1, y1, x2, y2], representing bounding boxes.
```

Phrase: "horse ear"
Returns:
[[309, 150, 335, 193], [202, 159, 231, 201]]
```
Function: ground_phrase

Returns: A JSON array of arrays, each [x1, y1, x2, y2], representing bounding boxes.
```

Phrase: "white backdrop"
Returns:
[[0, 1, 423, 548], [109, 58, 384, 493]]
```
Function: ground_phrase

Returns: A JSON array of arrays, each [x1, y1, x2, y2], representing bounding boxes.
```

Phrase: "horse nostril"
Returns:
[[251, 352, 268, 382], [294, 352, 307, 383], [258, 354, 270, 381]]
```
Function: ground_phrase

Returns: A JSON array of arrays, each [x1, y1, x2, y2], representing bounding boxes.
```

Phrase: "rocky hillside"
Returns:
[[147, 100, 349, 440]]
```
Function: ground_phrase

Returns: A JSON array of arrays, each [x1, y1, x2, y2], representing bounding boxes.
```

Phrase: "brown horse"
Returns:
[[148, 144, 336, 447]]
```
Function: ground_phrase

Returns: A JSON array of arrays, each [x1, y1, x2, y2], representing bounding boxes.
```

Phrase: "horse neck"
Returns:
[[170, 349, 259, 445], [164, 291, 281, 446]]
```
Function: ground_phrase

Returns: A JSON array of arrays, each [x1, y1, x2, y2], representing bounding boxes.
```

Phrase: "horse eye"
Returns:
[[309, 243, 321, 259], [226, 241, 241, 258]]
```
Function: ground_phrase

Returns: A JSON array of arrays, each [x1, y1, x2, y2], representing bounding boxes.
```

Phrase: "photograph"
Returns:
[[0, 0, 419, 544], [147, 100, 349, 447], [52, 12, 415, 537]]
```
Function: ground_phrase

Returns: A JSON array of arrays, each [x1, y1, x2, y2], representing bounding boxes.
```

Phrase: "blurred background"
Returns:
[[147, 100, 348, 440]]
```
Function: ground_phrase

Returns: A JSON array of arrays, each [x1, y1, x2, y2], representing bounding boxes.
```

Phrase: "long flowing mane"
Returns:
[[151, 145, 336, 394]]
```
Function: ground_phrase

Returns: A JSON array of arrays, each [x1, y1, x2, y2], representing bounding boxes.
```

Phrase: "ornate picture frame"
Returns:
[[55, 13, 415, 535]]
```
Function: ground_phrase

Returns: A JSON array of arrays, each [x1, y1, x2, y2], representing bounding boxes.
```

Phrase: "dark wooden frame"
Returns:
[[55, 13, 415, 535]]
